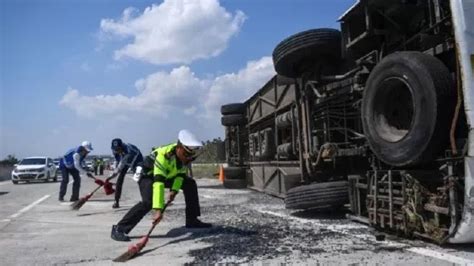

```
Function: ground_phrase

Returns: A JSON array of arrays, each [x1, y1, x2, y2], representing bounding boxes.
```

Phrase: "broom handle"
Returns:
[[87, 175, 106, 194], [146, 201, 171, 237], [87, 184, 103, 197]]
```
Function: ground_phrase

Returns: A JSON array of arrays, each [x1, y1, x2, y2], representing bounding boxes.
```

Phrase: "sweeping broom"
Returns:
[[70, 177, 115, 210], [70, 183, 103, 210], [113, 201, 171, 262]]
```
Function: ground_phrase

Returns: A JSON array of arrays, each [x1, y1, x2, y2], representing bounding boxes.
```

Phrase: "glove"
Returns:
[[132, 166, 143, 182], [94, 178, 105, 186]]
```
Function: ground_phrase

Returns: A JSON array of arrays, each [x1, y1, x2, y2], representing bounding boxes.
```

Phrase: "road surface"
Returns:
[[1, 173, 474, 265]]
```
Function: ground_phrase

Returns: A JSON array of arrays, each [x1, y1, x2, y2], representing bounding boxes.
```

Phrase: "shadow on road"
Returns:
[[87, 198, 115, 202], [76, 208, 130, 216], [0, 191, 9, 196], [131, 225, 257, 259], [443, 243, 474, 252]]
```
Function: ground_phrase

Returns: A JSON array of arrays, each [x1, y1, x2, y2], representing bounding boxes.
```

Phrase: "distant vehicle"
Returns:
[[84, 160, 94, 172], [53, 158, 62, 178], [11, 157, 57, 184]]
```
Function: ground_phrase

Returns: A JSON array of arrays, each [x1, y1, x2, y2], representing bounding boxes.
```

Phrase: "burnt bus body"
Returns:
[[221, 0, 474, 243]]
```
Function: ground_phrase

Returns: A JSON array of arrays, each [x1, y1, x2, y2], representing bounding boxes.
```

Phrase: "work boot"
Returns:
[[111, 225, 130, 242], [186, 218, 212, 228], [112, 201, 120, 209], [70, 197, 79, 202]]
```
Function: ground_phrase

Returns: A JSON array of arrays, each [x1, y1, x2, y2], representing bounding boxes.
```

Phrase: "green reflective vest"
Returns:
[[152, 143, 188, 209]]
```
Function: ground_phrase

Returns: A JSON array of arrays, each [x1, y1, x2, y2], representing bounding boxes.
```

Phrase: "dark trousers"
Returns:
[[114, 167, 129, 203], [117, 176, 201, 234], [59, 167, 81, 200]]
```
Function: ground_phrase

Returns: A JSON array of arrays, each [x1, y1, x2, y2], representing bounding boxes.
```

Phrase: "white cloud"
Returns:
[[203, 56, 275, 118], [100, 0, 246, 65], [59, 57, 275, 142], [60, 66, 207, 118]]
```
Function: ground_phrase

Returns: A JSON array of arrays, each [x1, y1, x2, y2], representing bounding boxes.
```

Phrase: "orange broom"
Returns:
[[113, 201, 171, 262]]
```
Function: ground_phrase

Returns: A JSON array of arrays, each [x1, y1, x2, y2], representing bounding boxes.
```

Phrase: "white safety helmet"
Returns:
[[178, 129, 202, 153], [81, 140, 93, 152]]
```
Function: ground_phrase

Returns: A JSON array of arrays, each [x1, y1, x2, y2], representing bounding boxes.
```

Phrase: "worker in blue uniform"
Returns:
[[108, 138, 143, 208], [59, 141, 94, 202]]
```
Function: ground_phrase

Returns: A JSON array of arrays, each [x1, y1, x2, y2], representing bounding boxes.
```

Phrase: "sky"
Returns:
[[0, 0, 354, 159]]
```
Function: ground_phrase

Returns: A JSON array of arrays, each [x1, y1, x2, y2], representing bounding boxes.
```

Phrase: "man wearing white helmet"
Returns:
[[58, 141, 94, 202], [111, 130, 211, 242]]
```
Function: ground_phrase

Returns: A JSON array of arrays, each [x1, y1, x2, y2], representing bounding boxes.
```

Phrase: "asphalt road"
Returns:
[[1, 173, 474, 265]]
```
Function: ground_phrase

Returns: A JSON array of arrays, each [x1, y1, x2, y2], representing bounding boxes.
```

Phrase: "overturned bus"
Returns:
[[220, 0, 474, 244]]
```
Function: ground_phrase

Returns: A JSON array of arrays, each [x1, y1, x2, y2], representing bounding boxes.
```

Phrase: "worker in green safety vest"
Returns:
[[97, 157, 104, 175], [110, 129, 211, 242]]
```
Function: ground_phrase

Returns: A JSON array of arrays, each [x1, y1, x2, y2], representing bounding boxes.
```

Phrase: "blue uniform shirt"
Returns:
[[112, 143, 143, 174]]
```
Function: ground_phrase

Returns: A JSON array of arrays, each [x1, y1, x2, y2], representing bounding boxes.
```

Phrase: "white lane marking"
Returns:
[[1, 195, 51, 222], [256, 209, 474, 265], [201, 195, 216, 199], [408, 248, 474, 265]]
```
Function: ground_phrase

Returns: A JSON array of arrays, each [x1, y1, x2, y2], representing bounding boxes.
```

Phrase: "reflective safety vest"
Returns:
[[152, 143, 188, 209], [60, 146, 86, 169]]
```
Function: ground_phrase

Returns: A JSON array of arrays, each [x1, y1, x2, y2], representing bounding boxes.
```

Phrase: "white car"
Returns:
[[53, 158, 62, 178], [11, 157, 57, 184]]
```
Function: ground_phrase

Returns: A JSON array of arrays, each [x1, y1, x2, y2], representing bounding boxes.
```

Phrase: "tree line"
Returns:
[[194, 138, 225, 163], [1, 137, 225, 167], [0, 155, 19, 166]]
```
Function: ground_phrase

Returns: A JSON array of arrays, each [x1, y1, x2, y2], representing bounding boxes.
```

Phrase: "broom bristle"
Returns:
[[113, 245, 139, 262], [70, 198, 87, 210], [112, 202, 169, 262], [136, 236, 148, 247]]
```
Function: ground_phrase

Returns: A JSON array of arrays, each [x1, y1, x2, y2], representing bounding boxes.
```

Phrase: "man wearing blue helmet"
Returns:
[[108, 138, 143, 208], [59, 141, 94, 202]]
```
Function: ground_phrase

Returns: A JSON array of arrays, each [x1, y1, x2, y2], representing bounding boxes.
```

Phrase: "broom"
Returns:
[[70, 175, 116, 210], [70, 183, 104, 210], [113, 201, 171, 262]]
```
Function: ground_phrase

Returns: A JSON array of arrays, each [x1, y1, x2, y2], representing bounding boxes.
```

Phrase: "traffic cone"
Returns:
[[219, 165, 225, 183]]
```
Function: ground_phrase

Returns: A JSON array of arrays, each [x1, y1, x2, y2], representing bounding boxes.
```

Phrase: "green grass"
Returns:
[[191, 163, 220, 179]]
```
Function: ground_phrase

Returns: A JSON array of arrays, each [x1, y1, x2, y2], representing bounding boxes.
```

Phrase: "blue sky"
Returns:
[[0, 0, 354, 159]]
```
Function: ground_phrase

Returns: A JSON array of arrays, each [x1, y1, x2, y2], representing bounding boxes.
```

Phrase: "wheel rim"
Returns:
[[373, 77, 414, 143]]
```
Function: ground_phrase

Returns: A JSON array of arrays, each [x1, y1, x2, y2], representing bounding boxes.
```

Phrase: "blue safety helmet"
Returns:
[[111, 138, 123, 151]]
